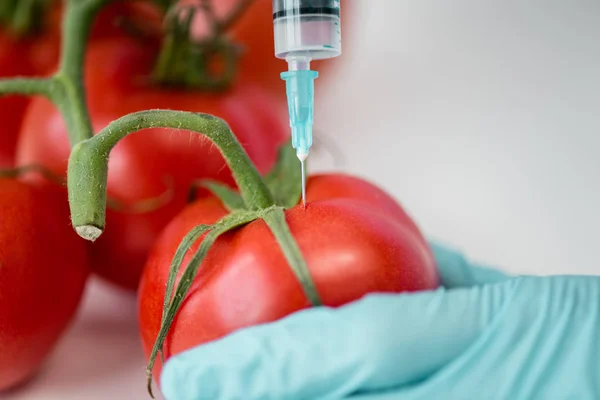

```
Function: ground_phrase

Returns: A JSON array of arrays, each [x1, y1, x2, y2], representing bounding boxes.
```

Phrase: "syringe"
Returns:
[[272, 0, 342, 207]]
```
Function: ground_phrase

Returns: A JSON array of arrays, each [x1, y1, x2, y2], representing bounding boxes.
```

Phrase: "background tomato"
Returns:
[[182, 0, 353, 98], [138, 173, 439, 379], [31, 1, 164, 75], [16, 36, 288, 290], [0, 176, 89, 391], [0, 32, 36, 167]]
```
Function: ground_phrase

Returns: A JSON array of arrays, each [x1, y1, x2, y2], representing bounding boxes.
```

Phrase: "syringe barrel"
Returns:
[[273, 0, 342, 61]]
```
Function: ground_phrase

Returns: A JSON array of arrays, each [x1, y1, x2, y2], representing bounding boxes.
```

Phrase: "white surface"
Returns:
[[5, 0, 600, 398], [314, 0, 600, 276]]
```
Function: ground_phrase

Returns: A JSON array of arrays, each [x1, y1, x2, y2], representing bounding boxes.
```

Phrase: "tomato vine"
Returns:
[[0, 0, 321, 396], [0, 0, 102, 145]]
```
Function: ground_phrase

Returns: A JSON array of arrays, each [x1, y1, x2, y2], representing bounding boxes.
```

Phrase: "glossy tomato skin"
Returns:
[[138, 174, 439, 379], [0, 178, 89, 391], [306, 174, 431, 246], [16, 36, 288, 290], [0, 33, 36, 167]]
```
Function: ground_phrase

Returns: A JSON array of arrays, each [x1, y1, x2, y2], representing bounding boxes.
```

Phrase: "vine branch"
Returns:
[[0, 77, 55, 98], [67, 109, 275, 240]]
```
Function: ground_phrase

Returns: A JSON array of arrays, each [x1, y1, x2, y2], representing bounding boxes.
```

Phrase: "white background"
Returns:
[[4, 0, 599, 399]]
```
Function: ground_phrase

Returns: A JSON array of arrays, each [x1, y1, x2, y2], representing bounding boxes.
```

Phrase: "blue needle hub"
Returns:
[[281, 70, 319, 160]]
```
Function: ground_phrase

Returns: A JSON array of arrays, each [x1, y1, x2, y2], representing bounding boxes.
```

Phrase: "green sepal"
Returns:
[[265, 140, 302, 208], [145, 209, 260, 398], [262, 207, 322, 306], [188, 179, 247, 212], [152, 5, 239, 91], [160, 224, 212, 326], [189, 140, 303, 210]]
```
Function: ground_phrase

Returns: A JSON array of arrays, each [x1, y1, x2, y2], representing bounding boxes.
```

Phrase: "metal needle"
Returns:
[[300, 158, 306, 208]]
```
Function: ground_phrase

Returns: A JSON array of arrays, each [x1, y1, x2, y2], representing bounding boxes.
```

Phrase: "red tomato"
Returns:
[[138, 173, 439, 379], [32, 1, 164, 75], [0, 33, 36, 167], [0, 177, 89, 391], [16, 36, 288, 290]]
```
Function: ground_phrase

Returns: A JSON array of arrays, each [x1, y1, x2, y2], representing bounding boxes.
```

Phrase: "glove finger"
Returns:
[[429, 242, 510, 288], [160, 279, 516, 400]]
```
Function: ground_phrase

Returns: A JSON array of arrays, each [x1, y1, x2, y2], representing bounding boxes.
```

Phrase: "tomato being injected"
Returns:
[[138, 171, 439, 381]]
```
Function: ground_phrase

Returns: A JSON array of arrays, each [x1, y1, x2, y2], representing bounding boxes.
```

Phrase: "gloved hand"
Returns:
[[160, 243, 600, 400]]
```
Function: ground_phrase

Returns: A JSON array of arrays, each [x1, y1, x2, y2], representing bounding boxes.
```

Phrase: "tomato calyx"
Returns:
[[187, 179, 246, 210], [151, 0, 255, 91], [152, 5, 237, 90], [144, 140, 321, 396], [0, 0, 52, 37], [188, 139, 302, 210], [145, 207, 258, 397]]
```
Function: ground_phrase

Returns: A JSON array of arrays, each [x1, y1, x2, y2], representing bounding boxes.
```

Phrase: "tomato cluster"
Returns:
[[0, 0, 438, 395]]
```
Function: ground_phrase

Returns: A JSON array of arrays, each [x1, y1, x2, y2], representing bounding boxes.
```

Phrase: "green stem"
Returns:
[[53, 0, 108, 145], [0, 78, 90, 151], [0, 77, 55, 98], [67, 110, 275, 240], [59, 0, 101, 79], [0, 0, 105, 146], [262, 207, 322, 306]]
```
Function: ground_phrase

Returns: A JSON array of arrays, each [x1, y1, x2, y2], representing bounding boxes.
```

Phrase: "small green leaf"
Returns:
[[158, 223, 211, 365], [188, 179, 246, 211], [265, 140, 302, 208]]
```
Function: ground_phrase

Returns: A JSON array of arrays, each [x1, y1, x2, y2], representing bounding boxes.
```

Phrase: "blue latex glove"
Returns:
[[160, 243, 600, 400]]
